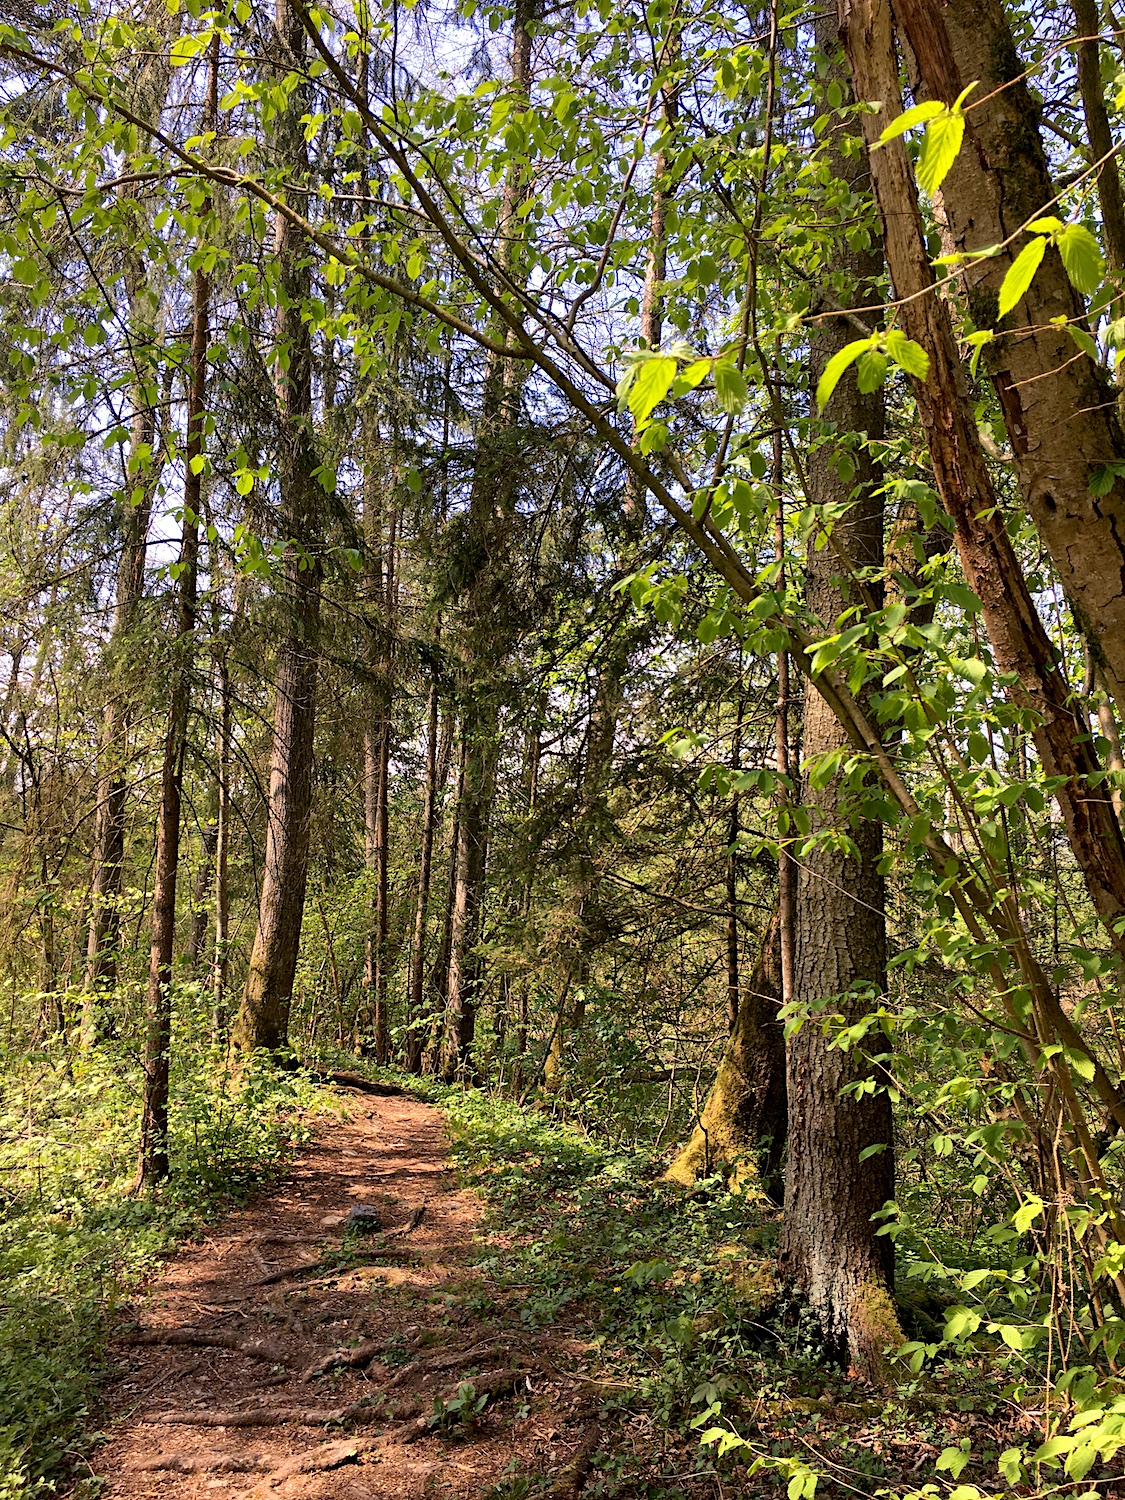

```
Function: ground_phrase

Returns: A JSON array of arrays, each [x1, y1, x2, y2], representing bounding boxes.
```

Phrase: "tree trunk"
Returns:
[[893, 0, 1125, 716], [779, 16, 900, 1382], [187, 817, 218, 969], [405, 662, 441, 1073], [212, 630, 232, 1038], [839, 0, 1125, 963], [82, 13, 183, 1041], [136, 35, 213, 1182], [232, 0, 321, 1058], [440, 0, 535, 1080]]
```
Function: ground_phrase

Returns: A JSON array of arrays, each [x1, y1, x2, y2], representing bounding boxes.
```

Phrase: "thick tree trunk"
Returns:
[[779, 18, 900, 1381], [893, 0, 1125, 715], [840, 0, 1125, 963], [232, 0, 321, 1057]]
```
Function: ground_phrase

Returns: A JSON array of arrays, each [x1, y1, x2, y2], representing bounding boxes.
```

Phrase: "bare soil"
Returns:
[[87, 1090, 603, 1499]]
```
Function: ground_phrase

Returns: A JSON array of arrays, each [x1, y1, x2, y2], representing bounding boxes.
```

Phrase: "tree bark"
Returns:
[[840, 0, 1125, 964], [232, 0, 321, 1057], [779, 17, 900, 1382], [136, 35, 214, 1185], [405, 662, 441, 1073], [893, 0, 1125, 715]]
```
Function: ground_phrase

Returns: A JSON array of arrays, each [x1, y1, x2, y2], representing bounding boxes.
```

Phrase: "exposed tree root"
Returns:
[[304, 1068, 408, 1096], [149, 1399, 377, 1428], [383, 1339, 520, 1391], [541, 1422, 601, 1499], [136, 1451, 265, 1474], [240, 1435, 379, 1493], [121, 1329, 294, 1366], [301, 1338, 382, 1381]]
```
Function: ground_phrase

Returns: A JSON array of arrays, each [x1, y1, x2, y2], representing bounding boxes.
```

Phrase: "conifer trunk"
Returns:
[[232, 0, 321, 1057], [405, 665, 441, 1073], [778, 17, 899, 1380]]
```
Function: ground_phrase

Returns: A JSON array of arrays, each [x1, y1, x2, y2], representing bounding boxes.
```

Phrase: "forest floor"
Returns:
[[87, 1087, 605, 1500]]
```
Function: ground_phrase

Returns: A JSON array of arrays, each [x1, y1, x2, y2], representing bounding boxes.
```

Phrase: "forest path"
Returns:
[[88, 1088, 600, 1500]]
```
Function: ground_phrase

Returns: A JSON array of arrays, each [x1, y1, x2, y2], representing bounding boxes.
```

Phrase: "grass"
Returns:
[[0, 1039, 331, 1498]]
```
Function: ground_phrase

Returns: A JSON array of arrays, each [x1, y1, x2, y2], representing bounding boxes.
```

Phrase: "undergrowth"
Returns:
[[428, 1085, 1117, 1500], [0, 1041, 330, 1499]]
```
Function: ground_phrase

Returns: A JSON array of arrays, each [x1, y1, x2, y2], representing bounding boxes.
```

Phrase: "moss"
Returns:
[[851, 1280, 906, 1389]]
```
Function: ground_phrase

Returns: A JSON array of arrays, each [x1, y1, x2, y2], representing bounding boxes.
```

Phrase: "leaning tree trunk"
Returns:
[[893, 0, 1125, 717], [839, 0, 1125, 963], [232, 0, 321, 1057], [778, 18, 900, 1382]]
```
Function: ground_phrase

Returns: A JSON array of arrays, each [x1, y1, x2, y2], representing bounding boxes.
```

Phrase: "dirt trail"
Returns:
[[90, 1090, 601, 1499]]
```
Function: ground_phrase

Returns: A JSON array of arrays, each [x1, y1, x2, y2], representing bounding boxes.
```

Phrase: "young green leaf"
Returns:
[[997, 235, 1047, 318], [815, 336, 874, 410], [856, 349, 889, 394], [885, 329, 931, 380], [1056, 222, 1105, 295], [877, 98, 944, 144], [917, 110, 964, 194], [713, 359, 748, 413], [626, 356, 678, 424]]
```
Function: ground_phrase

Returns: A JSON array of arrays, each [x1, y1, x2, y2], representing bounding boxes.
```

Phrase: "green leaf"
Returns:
[[936, 1442, 971, 1479], [998, 1448, 1024, 1485], [856, 349, 889, 394], [877, 98, 944, 143], [627, 356, 678, 424], [998, 236, 1047, 318], [1056, 223, 1105, 295], [815, 337, 873, 410], [1013, 1195, 1044, 1233], [713, 359, 747, 414], [917, 110, 965, 194], [885, 329, 931, 380]]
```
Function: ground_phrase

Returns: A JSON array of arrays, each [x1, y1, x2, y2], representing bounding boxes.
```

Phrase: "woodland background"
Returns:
[[4, 0, 1125, 1493]]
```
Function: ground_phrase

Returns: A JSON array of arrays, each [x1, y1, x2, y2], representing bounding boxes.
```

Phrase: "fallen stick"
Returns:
[[120, 1329, 293, 1366], [305, 1068, 408, 1096]]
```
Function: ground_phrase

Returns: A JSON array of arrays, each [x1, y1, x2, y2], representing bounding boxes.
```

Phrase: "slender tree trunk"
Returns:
[[136, 38, 214, 1185], [892, 0, 1125, 715], [405, 662, 441, 1073], [82, 17, 183, 1041], [440, 0, 535, 1080], [725, 693, 742, 1037], [779, 17, 899, 1380], [187, 816, 218, 969], [232, 0, 322, 1058], [212, 630, 232, 1038]]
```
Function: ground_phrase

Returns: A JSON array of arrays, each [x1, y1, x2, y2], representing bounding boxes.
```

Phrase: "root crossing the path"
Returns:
[[90, 1091, 603, 1499]]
